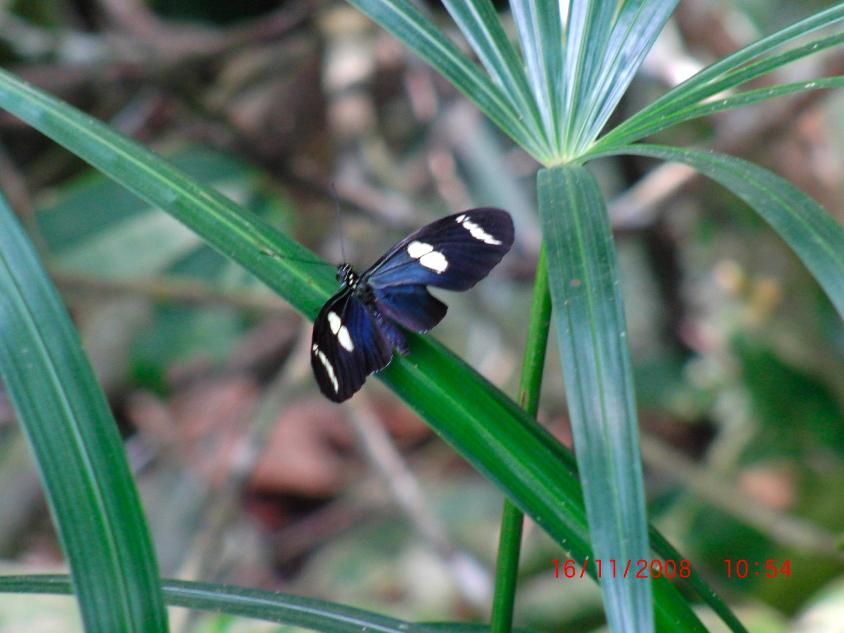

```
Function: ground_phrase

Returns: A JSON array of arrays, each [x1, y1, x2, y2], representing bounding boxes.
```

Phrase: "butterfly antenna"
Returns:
[[331, 182, 348, 264], [260, 247, 335, 268]]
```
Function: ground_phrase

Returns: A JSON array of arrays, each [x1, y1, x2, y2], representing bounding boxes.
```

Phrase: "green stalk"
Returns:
[[490, 245, 551, 633]]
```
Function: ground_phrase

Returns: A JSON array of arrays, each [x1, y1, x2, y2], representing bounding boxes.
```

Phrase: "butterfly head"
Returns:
[[336, 263, 359, 288]]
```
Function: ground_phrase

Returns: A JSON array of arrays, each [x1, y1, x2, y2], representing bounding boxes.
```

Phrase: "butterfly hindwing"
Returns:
[[365, 208, 514, 291], [311, 289, 393, 402], [373, 284, 448, 333]]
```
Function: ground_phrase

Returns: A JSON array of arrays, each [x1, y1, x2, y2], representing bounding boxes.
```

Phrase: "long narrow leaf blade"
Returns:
[[0, 69, 716, 633], [440, 0, 546, 147], [0, 575, 438, 633], [0, 575, 544, 633], [538, 165, 653, 633], [0, 196, 167, 632], [580, 0, 678, 149], [647, 3, 844, 110], [593, 75, 844, 153], [595, 34, 844, 151], [561, 0, 616, 151], [600, 144, 844, 319], [598, 3, 844, 150], [346, 0, 549, 160], [509, 0, 563, 150]]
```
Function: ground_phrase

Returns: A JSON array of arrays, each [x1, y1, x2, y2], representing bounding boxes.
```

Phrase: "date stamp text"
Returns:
[[551, 558, 792, 580]]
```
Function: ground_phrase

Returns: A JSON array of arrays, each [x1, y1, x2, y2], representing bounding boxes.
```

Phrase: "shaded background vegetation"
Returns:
[[0, 0, 843, 630]]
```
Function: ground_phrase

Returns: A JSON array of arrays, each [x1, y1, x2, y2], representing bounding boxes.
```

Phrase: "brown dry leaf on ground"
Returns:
[[130, 380, 355, 497], [250, 400, 356, 497], [129, 376, 259, 488], [367, 397, 430, 444], [250, 396, 431, 497]]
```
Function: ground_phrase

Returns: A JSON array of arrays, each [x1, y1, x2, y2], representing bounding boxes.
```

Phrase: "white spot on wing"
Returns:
[[337, 327, 354, 351], [312, 344, 339, 393], [455, 214, 466, 223], [407, 240, 433, 258], [458, 216, 502, 245], [327, 311, 354, 351], [407, 240, 448, 273], [420, 250, 448, 273]]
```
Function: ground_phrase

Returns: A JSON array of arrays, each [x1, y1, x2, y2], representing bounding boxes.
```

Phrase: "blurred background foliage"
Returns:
[[0, 0, 843, 631]]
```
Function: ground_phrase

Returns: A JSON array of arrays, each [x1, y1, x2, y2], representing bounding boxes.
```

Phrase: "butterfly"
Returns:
[[311, 208, 514, 402]]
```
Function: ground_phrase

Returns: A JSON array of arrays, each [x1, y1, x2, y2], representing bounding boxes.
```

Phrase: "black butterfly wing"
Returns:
[[364, 208, 513, 332], [311, 288, 393, 402], [365, 208, 514, 291]]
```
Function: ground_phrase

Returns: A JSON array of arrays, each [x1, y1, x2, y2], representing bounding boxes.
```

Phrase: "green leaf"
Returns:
[[578, 0, 678, 150], [600, 144, 844, 319], [538, 165, 653, 633], [594, 74, 844, 153], [425, 627, 538, 633], [560, 0, 616, 152], [439, 0, 546, 147], [0, 71, 335, 317], [0, 575, 436, 633], [51, 210, 201, 277], [0, 575, 547, 633], [509, 0, 563, 149], [695, 2, 844, 74], [345, 0, 550, 161], [36, 145, 283, 259], [0, 68, 720, 632], [596, 4, 844, 150], [0, 196, 167, 632]]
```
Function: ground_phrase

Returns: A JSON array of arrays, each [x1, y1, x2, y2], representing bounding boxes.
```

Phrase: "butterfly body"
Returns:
[[311, 208, 513, 401]]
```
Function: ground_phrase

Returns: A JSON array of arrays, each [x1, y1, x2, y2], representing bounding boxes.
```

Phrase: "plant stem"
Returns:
[[490, 244, 551, 633]]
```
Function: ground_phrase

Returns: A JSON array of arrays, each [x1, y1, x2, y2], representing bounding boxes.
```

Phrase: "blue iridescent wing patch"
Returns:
[[373, 284, 448, 333]]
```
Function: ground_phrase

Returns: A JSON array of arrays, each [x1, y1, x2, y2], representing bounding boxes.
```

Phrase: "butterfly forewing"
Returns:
[[365, 208, 514, 291], [311, 289, 392, 401]]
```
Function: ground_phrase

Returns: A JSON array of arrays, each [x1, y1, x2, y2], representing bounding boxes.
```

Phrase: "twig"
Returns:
[[347, 399, 492, 611], [0, 142, 32, 218], [0, 10, 107, 62], [162, 325, 310, 633], [52, 269, 291, 313], [97, 0, 315, 60]]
